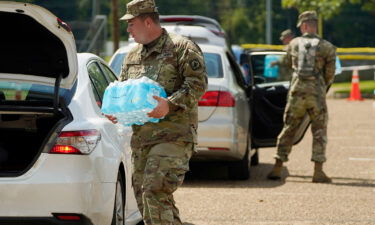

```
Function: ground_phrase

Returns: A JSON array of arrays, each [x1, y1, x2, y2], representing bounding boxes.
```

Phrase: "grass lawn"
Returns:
[[332, 80, 375, 94]]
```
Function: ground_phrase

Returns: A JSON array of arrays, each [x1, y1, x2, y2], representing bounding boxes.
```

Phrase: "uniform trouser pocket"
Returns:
[[141, 142, 193, 225], [143, 142, 193, 194]]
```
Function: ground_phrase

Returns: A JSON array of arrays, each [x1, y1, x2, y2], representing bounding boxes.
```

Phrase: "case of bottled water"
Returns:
[[101, 76, 167, 126]]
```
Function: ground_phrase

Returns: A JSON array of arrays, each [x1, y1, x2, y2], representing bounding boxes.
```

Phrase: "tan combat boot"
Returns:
[[267, 159, 283, 180], [312, 162, 332, 183]]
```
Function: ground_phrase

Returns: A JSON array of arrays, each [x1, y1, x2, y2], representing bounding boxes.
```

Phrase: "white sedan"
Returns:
[[0, 2, 141, 225]]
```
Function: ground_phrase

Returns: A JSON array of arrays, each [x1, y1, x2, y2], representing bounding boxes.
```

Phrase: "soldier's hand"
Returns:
[[270, 61, 278, 67], [148, 96, 169, 118], [104, 114, 118, 124]]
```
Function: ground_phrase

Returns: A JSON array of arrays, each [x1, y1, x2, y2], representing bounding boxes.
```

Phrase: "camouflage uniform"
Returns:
[[275, 27, 336, 163], [273, 52, 293, 82], [271, 29, 294, 81], [119, 1, 207, 223], [279, 29, 293, 42]]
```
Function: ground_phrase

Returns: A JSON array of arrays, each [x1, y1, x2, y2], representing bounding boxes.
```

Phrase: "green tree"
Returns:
[[349, 0, 375, 12], [324, 2, 375, 46], [282, 0, 347, 18], [281, 0, 350, 37]]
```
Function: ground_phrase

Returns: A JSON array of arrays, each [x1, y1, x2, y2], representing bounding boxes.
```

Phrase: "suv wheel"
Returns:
[[228, 150, 250, 180], [251, 149, 259, 166]]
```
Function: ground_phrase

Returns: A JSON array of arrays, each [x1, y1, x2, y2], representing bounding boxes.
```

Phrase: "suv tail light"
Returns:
[[209, 29, 226, 37], [53, 213, 82, 221], [161, 17, 194, 22], [50, 130, 101, 155], [57, 18, 72, 32], [198, 91, 235, 107]]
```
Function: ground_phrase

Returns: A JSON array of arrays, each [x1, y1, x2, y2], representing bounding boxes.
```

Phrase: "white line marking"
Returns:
[[341, 146, 375, 150], [349, 157, 375, 161]]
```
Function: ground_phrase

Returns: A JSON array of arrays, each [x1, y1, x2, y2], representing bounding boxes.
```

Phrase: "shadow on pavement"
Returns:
[[183, 162, 289, 188], [287, 175, 375, 187]]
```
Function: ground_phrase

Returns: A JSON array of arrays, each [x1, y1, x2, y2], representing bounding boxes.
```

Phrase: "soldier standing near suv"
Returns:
[[106, 0, 207, 224], [267, 11, 336, 183]]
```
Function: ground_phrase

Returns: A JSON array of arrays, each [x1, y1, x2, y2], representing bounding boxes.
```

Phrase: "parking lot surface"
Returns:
[[175, 99, 375, 225]]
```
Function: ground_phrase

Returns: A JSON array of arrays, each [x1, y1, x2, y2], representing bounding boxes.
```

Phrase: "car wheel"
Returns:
[[111, 171, 125, 225], [227, 150, 250, 180], [251, 149, 259, 166]]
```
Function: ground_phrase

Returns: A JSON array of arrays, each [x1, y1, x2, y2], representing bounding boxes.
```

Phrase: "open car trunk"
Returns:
[[0, 2, 78, 176], [0, 109, 69, 176]]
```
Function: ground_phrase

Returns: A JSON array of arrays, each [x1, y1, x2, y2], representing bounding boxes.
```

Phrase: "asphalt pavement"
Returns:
[[175, 99, 375, 225]]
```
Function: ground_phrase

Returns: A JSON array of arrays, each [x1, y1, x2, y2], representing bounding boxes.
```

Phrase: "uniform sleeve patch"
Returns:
[[189, 58, 201, 71]]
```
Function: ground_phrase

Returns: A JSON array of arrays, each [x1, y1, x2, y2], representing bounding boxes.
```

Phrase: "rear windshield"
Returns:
[[0, 81, 74, 103], [203, 53, 223, 78], [110, 52, 223, 78], [110, 53, 127, 76]]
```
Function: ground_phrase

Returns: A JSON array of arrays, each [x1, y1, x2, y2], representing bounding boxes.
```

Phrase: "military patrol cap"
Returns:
[[297, 10, 318, 27], [120, 0, 158, 21], [279, 29, 293, 41]]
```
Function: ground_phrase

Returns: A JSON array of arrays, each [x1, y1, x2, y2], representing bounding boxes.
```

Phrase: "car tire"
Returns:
[[251, 149, 259, 166], [111, 171, 125, 225], [227, 150, 250, 180]]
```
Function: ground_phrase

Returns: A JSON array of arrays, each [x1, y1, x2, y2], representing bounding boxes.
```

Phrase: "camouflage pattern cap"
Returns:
[[297, 10, 318, 27], [279, 29, 293, 41], [120, 0, 158, 21]]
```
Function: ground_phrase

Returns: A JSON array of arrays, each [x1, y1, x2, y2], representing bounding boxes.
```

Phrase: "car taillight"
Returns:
[[50, 130, 101, 155], [53, 213, 82, 221], [57, 18, 72, 33], [161, 17, 194, 22], [208, 147, 229, 151], [209, 29, 226, 37], [198, 91, 235, 107]]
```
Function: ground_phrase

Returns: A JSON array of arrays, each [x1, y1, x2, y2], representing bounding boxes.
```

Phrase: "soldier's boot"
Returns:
[[267, 159, 283, 180], [312, 162, 332, 183]]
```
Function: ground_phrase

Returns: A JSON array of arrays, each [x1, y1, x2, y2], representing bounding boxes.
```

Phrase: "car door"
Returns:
[[248, 52, 310, 148], [91, 61, 140, 215]]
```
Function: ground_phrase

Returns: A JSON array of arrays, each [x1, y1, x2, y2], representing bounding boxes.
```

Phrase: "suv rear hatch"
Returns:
[[0, 2, 78, 176], [198, 52, 227, 122]]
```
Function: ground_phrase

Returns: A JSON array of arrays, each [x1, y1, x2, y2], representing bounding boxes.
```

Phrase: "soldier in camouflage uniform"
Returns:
[[267, 11, 336, 183], [280, 29, 294, 45], [271, 29, 294, 81], [106, 0, 207, 224]]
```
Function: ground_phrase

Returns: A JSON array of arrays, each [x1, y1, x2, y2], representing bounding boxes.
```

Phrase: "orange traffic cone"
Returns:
[[347, 69, 363, 101]]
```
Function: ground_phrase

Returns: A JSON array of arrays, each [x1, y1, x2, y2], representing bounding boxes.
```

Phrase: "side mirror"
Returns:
[[240, 53, 249, 65]]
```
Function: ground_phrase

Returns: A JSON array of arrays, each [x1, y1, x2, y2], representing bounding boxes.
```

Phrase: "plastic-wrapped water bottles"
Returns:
[[101, 76, 167, 126]]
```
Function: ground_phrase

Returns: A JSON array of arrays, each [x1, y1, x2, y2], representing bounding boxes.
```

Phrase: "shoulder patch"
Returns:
[[189, 58, 201, 71]]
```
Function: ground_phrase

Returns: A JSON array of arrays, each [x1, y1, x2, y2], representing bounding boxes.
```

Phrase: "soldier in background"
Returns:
[[267, 11, 336, 183], [280, 29, 294, 45], [106, 0, 207, 224], [270, 29, 295, 81]]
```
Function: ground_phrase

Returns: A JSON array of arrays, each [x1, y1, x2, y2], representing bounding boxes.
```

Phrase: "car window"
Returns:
[[251, 54, 290, 83], [111, 51, 223, 78], [87, 62, 109, 106], [0, 82, 32, 101], [203, 53, 223, 78], [99, 63, 118, 82], [226, 52, 247, 88], [335, 56, 342, 75], [0, 81, 72, 103], [110, 53, 127, 76]]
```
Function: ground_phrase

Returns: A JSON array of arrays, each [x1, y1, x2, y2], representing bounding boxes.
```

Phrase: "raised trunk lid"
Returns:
[[0, 1, 78, 91]]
